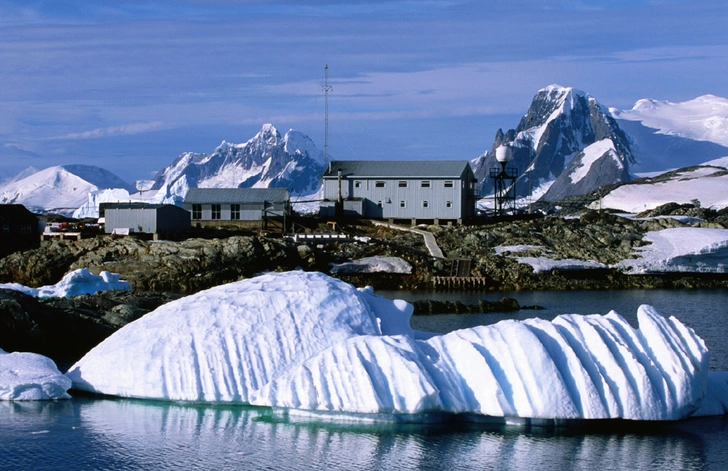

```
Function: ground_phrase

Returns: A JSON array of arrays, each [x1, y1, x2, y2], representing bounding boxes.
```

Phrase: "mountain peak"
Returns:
[[471, 84, 633, 203], [0, 164, 132, 216], [150, 124, 325, 202]]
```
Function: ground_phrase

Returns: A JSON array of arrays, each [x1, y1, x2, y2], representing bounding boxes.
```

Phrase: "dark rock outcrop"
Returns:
[[0, 289, 180, 370]]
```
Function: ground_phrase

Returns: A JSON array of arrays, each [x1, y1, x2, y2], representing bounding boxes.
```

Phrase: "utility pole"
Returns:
[[323, 64, 332, 167], [528, 142, 533, 214]]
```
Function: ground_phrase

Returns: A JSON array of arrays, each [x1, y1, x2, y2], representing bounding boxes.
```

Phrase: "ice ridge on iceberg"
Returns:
[[67, 271, 723, 421]]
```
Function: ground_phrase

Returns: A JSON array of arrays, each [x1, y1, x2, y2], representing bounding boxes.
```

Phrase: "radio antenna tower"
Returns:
[[323, 64, 332, 166]]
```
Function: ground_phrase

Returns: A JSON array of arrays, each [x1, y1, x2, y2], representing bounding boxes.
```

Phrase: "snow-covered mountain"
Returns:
[[0, 165, 134, 216], [593, 156, 728, 213], [150, 124, 325, 204], [610, 95, 728, 173], [471, 85, 634, 202]]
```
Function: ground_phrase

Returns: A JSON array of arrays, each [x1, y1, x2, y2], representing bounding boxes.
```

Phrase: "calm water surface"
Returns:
[[2, 289, 728, 471]]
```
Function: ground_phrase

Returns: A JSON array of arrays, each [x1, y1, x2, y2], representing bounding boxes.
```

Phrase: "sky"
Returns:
[[1, 0, 727, 184]]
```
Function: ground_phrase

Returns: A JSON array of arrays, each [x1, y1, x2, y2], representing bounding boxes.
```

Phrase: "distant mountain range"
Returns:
[[148, 124, 325, 205], [0, 165, 134, 215], [2, 89, 727, 216], [611, 94, 728, 173]]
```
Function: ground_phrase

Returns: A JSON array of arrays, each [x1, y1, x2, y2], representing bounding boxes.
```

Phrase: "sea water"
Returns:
[[2, 289, 728, 471]]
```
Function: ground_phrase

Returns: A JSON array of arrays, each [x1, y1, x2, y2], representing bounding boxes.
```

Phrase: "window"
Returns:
[[444, 181, 454, 188], [20, 225, 32, 235], [231, 204, 240, 220], [375, 181, 386, 188], [377, 201, 383, 208], [2, 224, 9, 234], [422, 201, 429, 208], [399, 201, 406, 208], [398, 181, 408, 188], [421, 180, 431, 188], [446, 201, 453, 208], [192, 204, 202, 220], [211, 204, 221, 220], [355, 181, 362, 188]]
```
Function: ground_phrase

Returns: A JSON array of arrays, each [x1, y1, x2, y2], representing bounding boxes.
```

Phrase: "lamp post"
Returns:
[[490, 145, 518, 217]]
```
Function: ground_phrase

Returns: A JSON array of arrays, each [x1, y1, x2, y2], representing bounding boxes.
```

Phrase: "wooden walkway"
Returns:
[[372, 221, 444, 258]]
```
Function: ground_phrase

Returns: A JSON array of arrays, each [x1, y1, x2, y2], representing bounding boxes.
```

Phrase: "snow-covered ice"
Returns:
[[0, 268, 132, 298], [513, 257, 608, 274], [0, 349, 71, 400], [617, 227, 728, 274], [494, 245, 608, 273], [594, 162, 728, 212], [66, 271, 728, 422], [330, 256, 413, 274]]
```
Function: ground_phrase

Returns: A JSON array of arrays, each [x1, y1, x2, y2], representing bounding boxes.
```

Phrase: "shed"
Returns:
[[104, 203, 190, 239], [0, 204, 40, 257], [182, 188, 291, 222], [320, 160, 478, 224]]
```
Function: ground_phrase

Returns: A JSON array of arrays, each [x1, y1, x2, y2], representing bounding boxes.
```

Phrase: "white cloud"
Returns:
[[48, 121, 168, 140]]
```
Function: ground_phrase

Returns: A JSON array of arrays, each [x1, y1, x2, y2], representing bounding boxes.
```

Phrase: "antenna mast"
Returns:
[[323, 64, 332, 166]]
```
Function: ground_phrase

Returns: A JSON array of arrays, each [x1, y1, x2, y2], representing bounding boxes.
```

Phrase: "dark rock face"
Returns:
[[411, 297, 522, 315], [0, 235, 310, 293], [0, 289, 180, 370], [471, 86, 633, 201]]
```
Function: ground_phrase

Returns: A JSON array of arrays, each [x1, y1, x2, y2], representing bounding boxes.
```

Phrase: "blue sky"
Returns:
[[1, 0, 727, 183]]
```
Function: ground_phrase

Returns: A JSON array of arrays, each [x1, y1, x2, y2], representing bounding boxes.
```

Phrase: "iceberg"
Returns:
[[0, 349, 72, 400], [67, 271, 727, 422], [0, 268, 132, 298]]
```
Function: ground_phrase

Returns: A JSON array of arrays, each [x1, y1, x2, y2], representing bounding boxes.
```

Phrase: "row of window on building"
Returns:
[[191, 204, 242, 220], [376, 200, 454, 208], [361, 180, 457, 189]]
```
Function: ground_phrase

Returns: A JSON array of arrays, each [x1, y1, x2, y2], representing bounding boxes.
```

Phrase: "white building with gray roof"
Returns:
[[320, 160, 478, 224], [104, 203, 190, 239], [182, 188, 290, 223]]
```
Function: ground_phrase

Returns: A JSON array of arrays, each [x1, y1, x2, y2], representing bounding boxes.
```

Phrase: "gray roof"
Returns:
[[183, 188, 290, 204], [322, 160, 474, 179], [106, 203, 181, 210]]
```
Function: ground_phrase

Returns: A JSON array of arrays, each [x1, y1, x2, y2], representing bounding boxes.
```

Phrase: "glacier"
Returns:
[[64, 271, 728, 422]]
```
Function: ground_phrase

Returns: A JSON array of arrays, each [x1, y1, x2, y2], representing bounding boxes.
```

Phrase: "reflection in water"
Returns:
[[3, 397, 728, 470], [3, 289, 728, 470]]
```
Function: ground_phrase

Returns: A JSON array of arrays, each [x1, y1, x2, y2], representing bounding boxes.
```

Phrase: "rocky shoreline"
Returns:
[[1, 204, 727, 368]]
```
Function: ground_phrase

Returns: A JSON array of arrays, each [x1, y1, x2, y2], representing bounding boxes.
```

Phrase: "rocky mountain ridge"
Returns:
[[149, 124, 325, 204], [471, 85, 634, 202], [4, 88, 728, 216]]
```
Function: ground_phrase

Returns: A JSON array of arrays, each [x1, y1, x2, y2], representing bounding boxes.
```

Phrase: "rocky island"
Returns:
[[2, 203, 727, 368]]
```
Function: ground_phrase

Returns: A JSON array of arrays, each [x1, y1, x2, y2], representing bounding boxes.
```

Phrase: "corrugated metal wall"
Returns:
[[324, 177, 468, 219], [105, 207, 158, 233]]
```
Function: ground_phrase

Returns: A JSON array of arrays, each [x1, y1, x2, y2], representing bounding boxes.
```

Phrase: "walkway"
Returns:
[[372, 221, 445, 259]]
